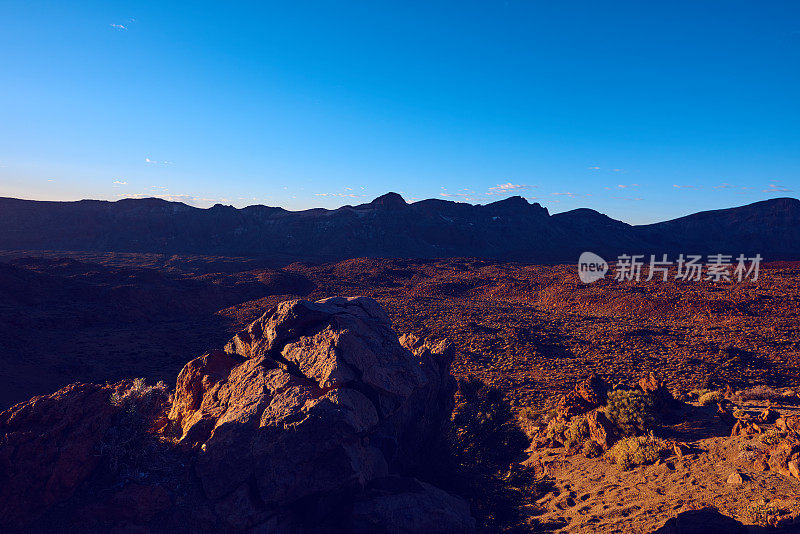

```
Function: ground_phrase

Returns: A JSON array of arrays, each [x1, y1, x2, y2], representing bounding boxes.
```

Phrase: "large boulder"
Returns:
[[1, 297, 471, 533], [167, 296, 468, 530]]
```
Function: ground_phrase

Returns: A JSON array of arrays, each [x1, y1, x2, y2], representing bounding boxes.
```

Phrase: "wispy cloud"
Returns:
[[110, 24, 127, 30], [588, 166, 601, 170], [145, 157, 174, 166], [673, 184, 701, 189], [487, 182, 534, 195], [763, 182, 793, 193], [611, 196, 644, 201], [616, 183, 639, 189], [113, 180, 127, 185]]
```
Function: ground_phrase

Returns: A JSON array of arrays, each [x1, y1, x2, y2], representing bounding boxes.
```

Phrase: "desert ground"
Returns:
[[1, 250, 799, 532]]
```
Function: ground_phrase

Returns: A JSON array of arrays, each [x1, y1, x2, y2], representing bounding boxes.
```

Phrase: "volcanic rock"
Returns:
[[167, 296, 470, 530], [639, 372, 675, 411], [0, 381, 132, 527], [557, 374, 610, 420]]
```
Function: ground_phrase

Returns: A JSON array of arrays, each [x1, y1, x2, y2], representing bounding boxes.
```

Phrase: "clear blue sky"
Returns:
[[1, 1, 797, 223]]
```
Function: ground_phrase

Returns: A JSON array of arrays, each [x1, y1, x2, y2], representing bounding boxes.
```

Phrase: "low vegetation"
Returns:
[[563, 415, 590, 450], [605, 389, 655, 436], [698, 390, 724, 406], [100, 378, 169, 477], [736, 385, 785, 402], [605, 434, 668, 470]]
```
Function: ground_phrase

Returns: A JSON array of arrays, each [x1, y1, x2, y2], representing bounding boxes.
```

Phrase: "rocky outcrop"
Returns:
[[0, 297, 473, 533], [556, 374, 609, 420], [0, 381, 133, 527], [639, 372, 675, 412]]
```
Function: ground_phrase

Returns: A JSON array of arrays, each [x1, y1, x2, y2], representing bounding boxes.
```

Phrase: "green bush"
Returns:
[[698, 390, 724, 406], [563, 416, 590, 450], [582, 440, 603, 458], [606, 434, 668, 469], [544, 419, 567, 442], [605, 389, 655, 435]]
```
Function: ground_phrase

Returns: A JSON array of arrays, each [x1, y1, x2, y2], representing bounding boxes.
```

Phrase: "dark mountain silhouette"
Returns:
[[0, 194, 798, 262]]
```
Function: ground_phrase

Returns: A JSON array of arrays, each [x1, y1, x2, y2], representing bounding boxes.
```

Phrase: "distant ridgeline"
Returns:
[[0, 194, 798, 263]]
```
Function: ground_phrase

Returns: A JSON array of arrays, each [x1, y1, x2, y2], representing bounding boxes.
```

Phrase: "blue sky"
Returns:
[[0, 1, 797, 223]]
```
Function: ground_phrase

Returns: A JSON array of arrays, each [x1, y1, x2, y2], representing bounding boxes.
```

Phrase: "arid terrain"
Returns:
[[1, 250, 800, 532], [2, 250, 798, 411]]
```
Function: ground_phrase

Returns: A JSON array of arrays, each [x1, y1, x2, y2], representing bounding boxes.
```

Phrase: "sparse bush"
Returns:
[[517, 407, 540, 439], [544, 419, 567, 442], [760, 429, 786, 446], [689, 388, 710, 400], [563, 416, 590, 450], [606, 434, 668, 469], [736, 385, 783, 402], [132, 377, 147, 392], [698, 390, 724, 406], [582, 440, 603, 458], [98, 378, 169, 478], [605, 389, 655, 436], [744, 499, 800, 527]]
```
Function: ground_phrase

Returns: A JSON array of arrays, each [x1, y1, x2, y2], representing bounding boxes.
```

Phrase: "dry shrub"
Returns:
[[736, 385, 784, 402], [698, 390, 724, 406], [605, 389, 655, 436], [582, 440, 603, 459], [606, 434, 668, 470], [563, 415, 590, 450], [745, 499, 800, 527], [99, 378, 169, 478]]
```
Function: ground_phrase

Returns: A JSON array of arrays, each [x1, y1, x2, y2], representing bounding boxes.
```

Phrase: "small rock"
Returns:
[[727, 472, 744, 485], [789, 459, 800, 480]]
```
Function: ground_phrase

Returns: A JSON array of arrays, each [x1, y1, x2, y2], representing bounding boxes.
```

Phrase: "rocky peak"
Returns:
[[368, 192, 407, 209]]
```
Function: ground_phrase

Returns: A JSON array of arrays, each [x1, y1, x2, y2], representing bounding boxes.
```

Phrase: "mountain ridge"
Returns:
[[0, 194, 797, 262]]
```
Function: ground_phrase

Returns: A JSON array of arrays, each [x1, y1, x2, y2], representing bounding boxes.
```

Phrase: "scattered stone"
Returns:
[[727, 472, 744, 485], [767, 436, 800, 479], [789, 459, 800, 480]]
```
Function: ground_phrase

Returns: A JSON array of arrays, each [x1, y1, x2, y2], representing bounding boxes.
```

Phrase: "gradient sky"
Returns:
[[1, 1, 798, 223]]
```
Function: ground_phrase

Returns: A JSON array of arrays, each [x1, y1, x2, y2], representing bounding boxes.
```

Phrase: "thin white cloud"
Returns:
[[487, 182, 534, 194], [113, 180, 127, 185], [144, 157, 174, 166], [588, 166, 601, 170], [616, 184, 639, 189], [763, 183, 793, 193], [611, 196, 644, 201], [110, 24, 127, 30], [673, 184, 701, 189]]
